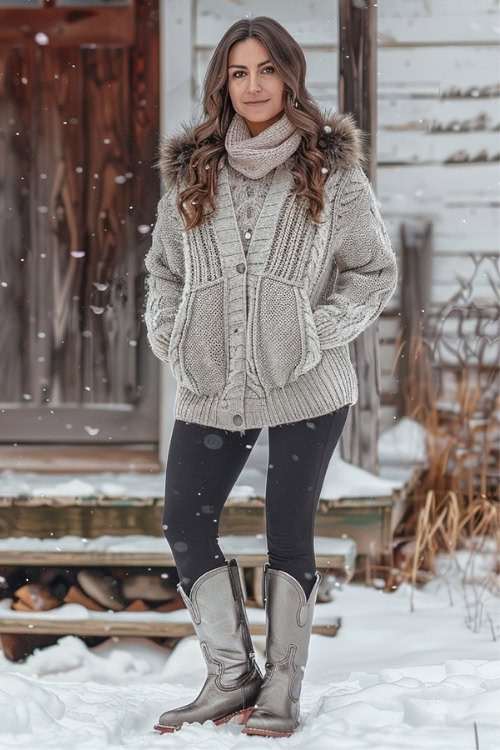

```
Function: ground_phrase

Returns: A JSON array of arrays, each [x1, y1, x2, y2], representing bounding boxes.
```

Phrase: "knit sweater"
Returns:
[[143, 113, 398, 432], [227, 162, 275, 252]]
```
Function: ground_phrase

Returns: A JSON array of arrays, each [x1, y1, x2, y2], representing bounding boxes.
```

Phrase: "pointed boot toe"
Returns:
[[155, 665, 261, 732]]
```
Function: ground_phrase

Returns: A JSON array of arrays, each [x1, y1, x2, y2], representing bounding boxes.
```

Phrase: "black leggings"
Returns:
[[163, 405, 350, 599]]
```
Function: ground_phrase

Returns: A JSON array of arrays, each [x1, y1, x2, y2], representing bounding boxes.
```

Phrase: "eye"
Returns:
[[232, 66, 275, 78]]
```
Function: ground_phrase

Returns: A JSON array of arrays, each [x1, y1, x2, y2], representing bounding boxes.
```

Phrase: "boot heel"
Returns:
[[214, 705, 255, 726], [153, 723, 179, 734], [233, 706, 255, 724]]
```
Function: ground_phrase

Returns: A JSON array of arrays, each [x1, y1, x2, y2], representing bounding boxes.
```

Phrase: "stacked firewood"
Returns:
[[7, 567, 185, 614], [0, 567, 187, 661]]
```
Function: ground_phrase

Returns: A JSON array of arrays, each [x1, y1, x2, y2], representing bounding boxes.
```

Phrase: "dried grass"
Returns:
[[366, 320, 499, 635]]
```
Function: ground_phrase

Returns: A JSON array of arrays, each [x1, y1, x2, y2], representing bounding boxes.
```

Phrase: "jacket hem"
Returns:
[[173, 347, 358, 432]]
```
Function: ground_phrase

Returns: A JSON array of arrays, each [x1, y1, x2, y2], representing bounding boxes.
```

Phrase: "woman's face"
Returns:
[[227, 37, 285, 137]]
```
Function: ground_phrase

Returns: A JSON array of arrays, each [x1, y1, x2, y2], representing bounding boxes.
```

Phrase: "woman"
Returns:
[[144, 15, 397, 738]]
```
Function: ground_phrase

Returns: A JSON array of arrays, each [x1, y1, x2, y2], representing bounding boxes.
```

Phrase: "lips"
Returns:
[[245, 100, 269, 104]]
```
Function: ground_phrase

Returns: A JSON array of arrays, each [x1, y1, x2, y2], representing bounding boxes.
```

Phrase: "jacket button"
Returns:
[[244, 231, 252, 240], [233, 414, 243, 426], [236, 263, 246, 273]]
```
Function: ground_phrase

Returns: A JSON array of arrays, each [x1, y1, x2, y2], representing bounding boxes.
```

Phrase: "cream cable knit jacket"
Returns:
[[143, 113, 398, 432]]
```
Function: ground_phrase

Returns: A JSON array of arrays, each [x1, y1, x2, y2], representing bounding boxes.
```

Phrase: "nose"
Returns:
[[247, 72, 262, 93]]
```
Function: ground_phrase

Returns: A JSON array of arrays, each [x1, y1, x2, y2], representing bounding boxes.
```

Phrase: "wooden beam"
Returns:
[[337, 0, 381, 475], [0, 618, 341, 638], [338, 0, 377, 182], [0, 551, 350, 568], [0, 7, 135, 46], [398, 221, 433, 418], [0, 445, 161, 473]]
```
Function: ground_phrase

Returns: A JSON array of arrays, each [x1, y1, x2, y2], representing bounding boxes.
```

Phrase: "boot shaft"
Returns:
[[263, 565, 321, 669], [178, 558, 259, 685]]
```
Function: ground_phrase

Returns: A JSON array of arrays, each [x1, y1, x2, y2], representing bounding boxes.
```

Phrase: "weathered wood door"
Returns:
[[0, 0, 160, 465]]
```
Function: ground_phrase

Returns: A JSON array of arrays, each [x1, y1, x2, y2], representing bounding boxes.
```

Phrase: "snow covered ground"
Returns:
[[0, 547, 498, 750]]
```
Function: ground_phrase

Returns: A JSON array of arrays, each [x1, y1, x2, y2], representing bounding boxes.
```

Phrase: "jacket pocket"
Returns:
[[250, 275, 322, 390], [168, 277, 229, 395]]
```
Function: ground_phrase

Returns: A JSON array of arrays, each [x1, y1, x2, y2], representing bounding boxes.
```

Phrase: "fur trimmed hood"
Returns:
[[155, 110, 365, 189]]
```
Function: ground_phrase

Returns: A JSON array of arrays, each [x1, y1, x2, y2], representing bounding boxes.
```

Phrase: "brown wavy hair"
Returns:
[[178, 15, 332, 231]]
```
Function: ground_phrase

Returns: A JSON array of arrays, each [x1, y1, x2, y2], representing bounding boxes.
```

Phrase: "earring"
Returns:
[[294, 98, 299, 108]]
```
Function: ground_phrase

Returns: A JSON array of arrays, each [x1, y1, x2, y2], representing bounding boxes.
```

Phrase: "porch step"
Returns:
[[0, 533, 356, 572], [0, 534, 352, 655], [0, 599, 341, 639]]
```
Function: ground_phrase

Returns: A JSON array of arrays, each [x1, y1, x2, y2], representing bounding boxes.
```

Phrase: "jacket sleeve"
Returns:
[[312, 167, 398, 349], [143, 184, 185, 363]]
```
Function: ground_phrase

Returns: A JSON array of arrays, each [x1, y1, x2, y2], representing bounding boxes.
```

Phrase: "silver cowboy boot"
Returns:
[[154, 558, 263, 733], [242, 563, 321, 738]]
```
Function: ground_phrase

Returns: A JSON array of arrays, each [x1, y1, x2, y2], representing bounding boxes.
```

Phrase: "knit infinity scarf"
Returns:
[[225, 111, 301, 179]]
